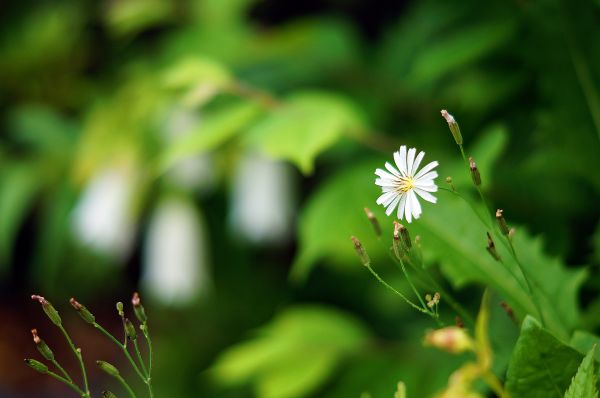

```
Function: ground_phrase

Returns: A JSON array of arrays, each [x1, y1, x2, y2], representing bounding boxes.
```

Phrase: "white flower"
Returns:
[[375, 146, 439, 223]]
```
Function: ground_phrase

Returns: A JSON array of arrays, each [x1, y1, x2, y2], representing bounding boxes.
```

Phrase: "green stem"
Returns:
[[365, 263, 429, 314], [51, 359, 72, 383], [398, 257, 428, 310], [46, 370, 86, 396], [143, 325, 153, 375], [93, 323, 147, 382], [116, 374, 138, 398], [58, 325, 90, 397], [133, 340, 148, 377]]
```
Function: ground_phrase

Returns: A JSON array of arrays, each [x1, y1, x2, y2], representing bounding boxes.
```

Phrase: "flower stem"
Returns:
[[46, 369, 86, 396], [51, 359, 72, 383], [115, 374, 138, 398], [58, 325, 90, 397], [93, 323, 147, 382], [133, 340, 148, 377]]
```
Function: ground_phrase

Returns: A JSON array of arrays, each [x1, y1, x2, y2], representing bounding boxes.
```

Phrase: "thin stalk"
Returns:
[[93, 323, 147, 382], [482, 370, 509, 398], [397, 256, 428, 310], [116, 374, 138, 398], [133, 340, 148, 377], [364, 263, 429, 314], [142, 325, 153, 375], [46, 370, 86, 396], [58, 325, 90, 397], [51, 359, 72, 383]]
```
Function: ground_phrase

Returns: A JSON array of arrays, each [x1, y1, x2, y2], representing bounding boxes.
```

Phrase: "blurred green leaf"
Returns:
[[158, 100, 262, 173], [211, 306, 370, 398], [162, 57, 233, 92], [0, 163, 40, 269], [104, 0, 175, 37], [571, 331, 600, 362], [506, 316, 583, 398], [245, 91, 365, 174], [564, 347, 598, 398]]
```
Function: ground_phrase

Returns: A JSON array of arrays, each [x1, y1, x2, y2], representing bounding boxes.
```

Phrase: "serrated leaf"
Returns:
[[211, 306, 370, 398], [158, 101, 262, 173], [506, 316, 583, 398], [564, 346, 598, 398], [244, 91, 364, 174]]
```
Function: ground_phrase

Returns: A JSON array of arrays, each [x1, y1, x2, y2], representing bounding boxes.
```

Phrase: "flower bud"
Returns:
[[124, 318, 137, 341], [97, 360, 120, 377], [31, 329, 54, 361], [440, 110, 463, 145], [392, 221, 403, 259], [468, 157, 481, 186], [70, 298, 96, 324], [363, 208, 381, 237], [495, 209, 510, 235], [486, 232, 501, 261], [350, 236, 370, 266], [31, 295, 61, 326], [116, 302, 124, 317], [132, 292, 147, 323], [445, 176, 455, 191], [424, 326, 474, 354], [398, 223, 411, 250], [102, 391, 118, 398], [24, 358, 48, 374]]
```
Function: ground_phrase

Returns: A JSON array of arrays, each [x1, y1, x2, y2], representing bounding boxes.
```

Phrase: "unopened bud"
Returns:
[[31, 295, 61, 326], [425, 294, 432, 302], [97, 360, 120, 377], [440, 110, 463, 145], [350, 236, 370, 266], [445, 176, 455, 191], [508, 227, 516, 240], [468, 157, 481, 186], [486, 232, 501, 261], [124, 319, 137, 340], [116, 302, 124, 317], [102, 391, 118, 398], [392, 221, 403, 258], [424, 326, 474, 354], [31, 329, 54, 361], [398, 223, 411, 250], [70, 298, 95, 324], [132, 292, 147, 323], [496, 209, 510, 235], [363, 208, 382, 237], [24, 359, 48, 374]]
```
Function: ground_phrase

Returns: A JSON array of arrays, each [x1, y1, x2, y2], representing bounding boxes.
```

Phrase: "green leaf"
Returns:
[[571, 331, 600, 362], [162, 56, 233, 92], [564, 346, 598, 398], [211, 306, 370, 398], [506, 316, 583, 398], [158, 101, 262, 173], [244, 91, 364, 174]]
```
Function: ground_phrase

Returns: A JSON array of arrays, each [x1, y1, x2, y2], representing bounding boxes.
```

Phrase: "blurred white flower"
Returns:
[[230, 152, 295, 245], [142, 196, 210, 305], [71, 168, 137, 259], [375, 145, 438, 223]]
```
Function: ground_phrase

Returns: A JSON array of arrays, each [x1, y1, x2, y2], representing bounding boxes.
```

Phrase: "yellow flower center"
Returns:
[[397, 176, 415, 193]]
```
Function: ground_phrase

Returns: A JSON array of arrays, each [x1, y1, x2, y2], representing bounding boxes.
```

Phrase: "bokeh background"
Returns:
[[0, 0, 599, 397]]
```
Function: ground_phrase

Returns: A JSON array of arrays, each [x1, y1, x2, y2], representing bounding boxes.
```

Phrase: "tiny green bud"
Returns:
[[496, 209, 510, 235], [486, 232, 501, 261], [31, 295, 62, 326], [132, 292, 147, 323], [124, 318, 137, 340], [350, 236, 370, 266], [445, 176, 455, 191], [31, 329, 54, 361], [24, 358, 48, 374], [102, 391, 118, 398], [440, 110, 463, 145], [468, 157, 481, 186], [116, 302, 124, 317], [97, 360, 120, 377], [363, 207, 382, 237], [70, 298, 95, 324]]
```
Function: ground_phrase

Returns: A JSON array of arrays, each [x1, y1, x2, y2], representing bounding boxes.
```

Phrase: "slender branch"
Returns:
[[133, 340, 148, 377], [46, 370, 86, 396], [58, 325, 90, 397], [93, 323, 147, 382], [51, 359, 72, 383], [116, 374, 138, 398], [365, 263, 430, 314]]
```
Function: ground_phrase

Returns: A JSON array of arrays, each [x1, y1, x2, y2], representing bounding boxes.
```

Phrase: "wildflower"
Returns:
[[375, 146, 438, 223]]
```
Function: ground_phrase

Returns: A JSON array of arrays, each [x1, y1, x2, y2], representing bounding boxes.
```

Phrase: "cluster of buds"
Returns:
[[425, 292, 440, 309]]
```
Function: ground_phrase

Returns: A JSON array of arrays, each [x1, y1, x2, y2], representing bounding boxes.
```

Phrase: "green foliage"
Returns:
[[564, 346, 598, 398], [245, 91, 365, 174], [505, 316, 584, 398], [211, 306, 370, 398]]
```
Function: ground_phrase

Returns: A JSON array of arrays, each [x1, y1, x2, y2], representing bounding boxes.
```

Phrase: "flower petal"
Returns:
[[376, 191, 396, 205], [397, 194, 407, 220], [415, 182, 438, 192], [386, 195, 401, 215], [406, 148, 416, 177], [414, 161, 438, 180], [404, 191, 413, 223], [411, 151, 425, 175], [375, 178, 396, 187], [415, 187, 437, 203], [417, 171, 438, 182], [394, 146, 408, 175], [385, 162, 401, 177], [375, 168, 396, 180], [410, 190, 422, 219]]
